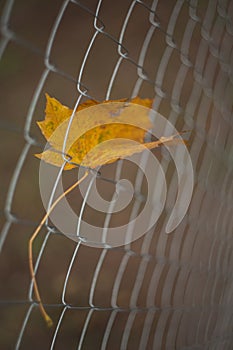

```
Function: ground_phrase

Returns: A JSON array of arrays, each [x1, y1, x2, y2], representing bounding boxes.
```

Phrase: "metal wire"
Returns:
[[0, 0, 233, 349]]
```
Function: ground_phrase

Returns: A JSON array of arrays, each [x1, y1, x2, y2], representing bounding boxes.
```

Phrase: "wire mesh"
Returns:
[[0, 0, 233, 349]]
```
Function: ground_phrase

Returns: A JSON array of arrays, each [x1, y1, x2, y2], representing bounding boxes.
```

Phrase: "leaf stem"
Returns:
[[29, 170, 89, 327]]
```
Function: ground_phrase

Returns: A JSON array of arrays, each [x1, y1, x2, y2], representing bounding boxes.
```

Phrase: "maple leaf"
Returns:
[[35, 95, 183, 169], [32, 94, 188, 327]]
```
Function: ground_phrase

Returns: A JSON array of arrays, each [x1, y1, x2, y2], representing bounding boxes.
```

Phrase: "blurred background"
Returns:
[[0, 0, 233, 349]]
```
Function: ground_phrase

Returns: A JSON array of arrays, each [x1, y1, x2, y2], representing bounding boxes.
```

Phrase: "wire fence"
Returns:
[[0, 0, 233, 349]]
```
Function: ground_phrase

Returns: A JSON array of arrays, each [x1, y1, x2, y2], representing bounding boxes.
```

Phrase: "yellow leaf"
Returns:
[[31, 94, 188, 325], [35, 95, 184, 170]]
